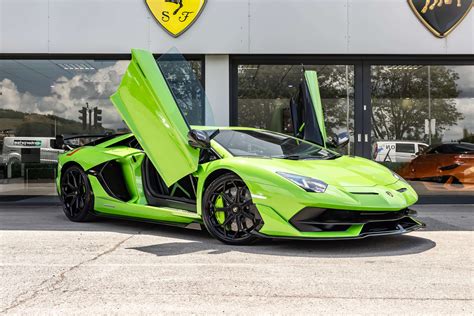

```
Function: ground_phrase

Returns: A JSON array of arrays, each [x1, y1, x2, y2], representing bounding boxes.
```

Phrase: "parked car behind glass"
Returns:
[[373, 141, 429, 163], [398, 142, 474, 184]]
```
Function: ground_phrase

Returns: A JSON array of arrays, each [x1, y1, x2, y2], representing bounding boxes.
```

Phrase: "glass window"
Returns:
[[213, 129, 338, 159], [157, 53, 207, 125], [418, 144, 428, 153], [396, 143, 416, 153], [371, 64, 474, 196], [428, 143, 474, 154], [237, 64, 354, 154], [0, 58, 203, 197]]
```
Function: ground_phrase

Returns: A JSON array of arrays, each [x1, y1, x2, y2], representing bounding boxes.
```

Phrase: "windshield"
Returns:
[[427, 143, 474, 154], [212, 129, 339, 160], [156, 48, 214, 125]]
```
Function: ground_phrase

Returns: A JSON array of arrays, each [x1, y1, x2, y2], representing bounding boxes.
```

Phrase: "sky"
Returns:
[[0, 61, 129, 130]]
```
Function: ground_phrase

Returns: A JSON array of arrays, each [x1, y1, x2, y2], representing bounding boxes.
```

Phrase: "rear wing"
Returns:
[[53, 133, 126, 150]]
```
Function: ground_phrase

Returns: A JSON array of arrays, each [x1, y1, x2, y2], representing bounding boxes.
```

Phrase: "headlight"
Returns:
[[276, 172, 328, 193], [392, 171, 407, 183]]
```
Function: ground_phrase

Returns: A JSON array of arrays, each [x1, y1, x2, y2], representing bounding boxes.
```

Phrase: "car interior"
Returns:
[[99, 134, 220, 212]]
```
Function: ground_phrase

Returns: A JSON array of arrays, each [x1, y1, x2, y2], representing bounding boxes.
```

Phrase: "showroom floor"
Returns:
[[0, 204, 472, 314]]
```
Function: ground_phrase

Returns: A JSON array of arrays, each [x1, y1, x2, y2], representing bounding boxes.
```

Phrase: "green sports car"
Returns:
[[56, 49, 424, 245]]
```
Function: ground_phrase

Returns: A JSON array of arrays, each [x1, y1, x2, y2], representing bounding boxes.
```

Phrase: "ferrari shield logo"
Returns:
[[146, 0, 207, 37], [408, 0, 473, 37]]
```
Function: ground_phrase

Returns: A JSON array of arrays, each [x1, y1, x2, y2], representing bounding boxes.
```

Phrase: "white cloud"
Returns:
[[0, 61, 129, 130]]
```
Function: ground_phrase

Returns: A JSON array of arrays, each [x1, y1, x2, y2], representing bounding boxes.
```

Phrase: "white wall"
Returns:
[[205, 55, 229, 126], [1, 0, 472, 54]]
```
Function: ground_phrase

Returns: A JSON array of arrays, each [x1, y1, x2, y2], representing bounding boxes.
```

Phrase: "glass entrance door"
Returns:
[[369, 64, 474, 199], [235, 63, 355, 155]]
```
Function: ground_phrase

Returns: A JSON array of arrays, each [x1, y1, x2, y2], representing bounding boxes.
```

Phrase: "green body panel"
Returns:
[[90, 176, 200, 224], [56, 46, 421, 239], [256, 203, 363, 237], [193, 143, 418, 238], [57, 125, 419, 239], [305, 71, 327, 146], [58, 143, 201, 225], [110, 49, 199, 187]]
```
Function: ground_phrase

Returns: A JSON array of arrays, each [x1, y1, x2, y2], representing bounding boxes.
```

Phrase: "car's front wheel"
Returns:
[[60, 165, 95, 222], [202, 173, 262, 245]]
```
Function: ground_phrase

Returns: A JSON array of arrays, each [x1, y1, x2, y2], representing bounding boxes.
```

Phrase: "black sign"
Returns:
[[21, 148, 41, 163], [13, 139, 42, 147], [408, 0, 473, 37]]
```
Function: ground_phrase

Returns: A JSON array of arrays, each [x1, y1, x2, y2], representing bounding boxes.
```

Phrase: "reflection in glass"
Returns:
[[237, 64, 354, 154], [0, 58, 203, 196], [157, 51, 211, 125], [371, 65, 474, 195]]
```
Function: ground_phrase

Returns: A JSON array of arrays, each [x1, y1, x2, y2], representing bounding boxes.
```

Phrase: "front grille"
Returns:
[[360, 217, 418, 234], [290, 207, 415, 233]]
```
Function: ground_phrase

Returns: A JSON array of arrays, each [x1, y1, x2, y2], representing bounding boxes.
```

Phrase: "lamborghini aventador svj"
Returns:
[[55, 49, 424, 245]]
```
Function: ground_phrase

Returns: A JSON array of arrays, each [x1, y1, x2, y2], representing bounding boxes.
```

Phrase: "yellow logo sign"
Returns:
[[146, 0, 207, 37]]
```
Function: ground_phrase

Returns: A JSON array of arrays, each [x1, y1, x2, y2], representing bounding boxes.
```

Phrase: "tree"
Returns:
[[237, 64, 464, 145], [237, 64, 353, 135], [371, 66, 463, 142]]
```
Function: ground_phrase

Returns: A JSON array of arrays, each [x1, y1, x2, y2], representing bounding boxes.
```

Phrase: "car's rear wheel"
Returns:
[[60, 165, 95, 222], [202, 174, 262, 245]]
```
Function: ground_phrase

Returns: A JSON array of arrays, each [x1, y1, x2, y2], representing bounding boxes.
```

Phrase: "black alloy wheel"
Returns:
[[60, 165, 95, 222], [202, 174, 262, 245]]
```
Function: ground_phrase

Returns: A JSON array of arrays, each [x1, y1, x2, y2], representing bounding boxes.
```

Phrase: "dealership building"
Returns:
[[0, 0, 473, 201]]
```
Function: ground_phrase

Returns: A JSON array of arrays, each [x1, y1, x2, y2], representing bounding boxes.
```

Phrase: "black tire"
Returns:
[[202, 173, 262, 245], [60, 165, 95, 222]]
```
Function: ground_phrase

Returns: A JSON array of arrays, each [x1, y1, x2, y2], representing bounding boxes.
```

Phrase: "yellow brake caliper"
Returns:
[[214, 195, 226, 225]]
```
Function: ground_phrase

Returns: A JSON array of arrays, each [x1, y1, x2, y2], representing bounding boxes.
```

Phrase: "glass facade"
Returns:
[[370, 65, 474, 197], [237, 64, 354, 155], [1, 55, 472, 201], [235, 60, 473, 200], [0, 58, 203, 197]]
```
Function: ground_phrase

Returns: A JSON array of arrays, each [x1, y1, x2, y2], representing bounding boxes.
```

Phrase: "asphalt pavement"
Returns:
[[0, 203, 472, 315]]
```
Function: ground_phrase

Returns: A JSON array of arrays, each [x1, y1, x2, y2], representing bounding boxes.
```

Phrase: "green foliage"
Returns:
[[0, 109, 25, 119], [371, 66, 463, 141], [461, 135, 474, 143], [238, 64, 464, 146], [0, 109, 101, 136], [238, 65, 353, 135]]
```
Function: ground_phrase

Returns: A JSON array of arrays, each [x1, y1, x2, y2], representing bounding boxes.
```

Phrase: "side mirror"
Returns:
[[188, 129, 210, 149], [329, 131, 349, 148], [52, 135, 64, 149]]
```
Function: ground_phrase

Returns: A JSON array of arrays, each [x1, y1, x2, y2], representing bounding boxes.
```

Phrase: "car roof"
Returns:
[[191, 126, 261, 131], [432, 142, 473, 147], [375, 140, 428, 144], [4, 136, 54, 140]]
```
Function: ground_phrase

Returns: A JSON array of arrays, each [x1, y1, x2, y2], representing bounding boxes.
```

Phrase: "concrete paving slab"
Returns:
[[0, 204, 472, 314]]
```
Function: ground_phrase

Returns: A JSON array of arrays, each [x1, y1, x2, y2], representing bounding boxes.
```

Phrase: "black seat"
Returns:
[[143, 156, 170, 196]]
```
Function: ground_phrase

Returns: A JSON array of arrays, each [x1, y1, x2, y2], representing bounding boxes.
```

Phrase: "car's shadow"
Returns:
[[128, 233, 436, 258], [1, 206, 437, 258]]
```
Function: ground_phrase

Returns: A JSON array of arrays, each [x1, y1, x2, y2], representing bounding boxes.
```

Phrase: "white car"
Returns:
[[373, 141, 429, 163], [1, 137, 63, 178]]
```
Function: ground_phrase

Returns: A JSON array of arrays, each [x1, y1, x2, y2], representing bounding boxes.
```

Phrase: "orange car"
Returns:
[[398, 142, 474, 184]]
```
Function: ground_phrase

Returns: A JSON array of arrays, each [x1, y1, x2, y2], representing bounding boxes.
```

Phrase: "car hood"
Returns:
[[238, 155, 398, 188]]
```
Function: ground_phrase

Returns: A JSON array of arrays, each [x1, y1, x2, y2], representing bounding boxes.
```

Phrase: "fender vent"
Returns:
[[90, 161, 131, 202]]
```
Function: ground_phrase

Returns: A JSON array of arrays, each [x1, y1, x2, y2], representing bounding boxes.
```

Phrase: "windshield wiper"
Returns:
[[278, 155, 302, 160], [324, 154, 342, 160], [275, 154, 316, 160], [275, 153, 341, 160]]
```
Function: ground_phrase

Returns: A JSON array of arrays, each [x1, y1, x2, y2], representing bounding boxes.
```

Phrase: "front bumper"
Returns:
[[253, 205, 425, 240]]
